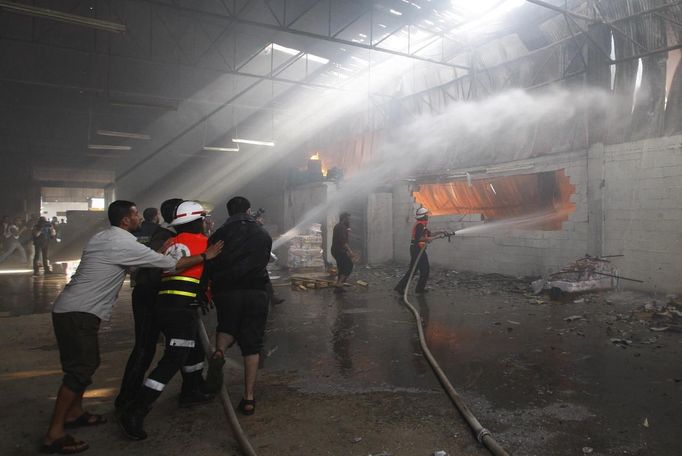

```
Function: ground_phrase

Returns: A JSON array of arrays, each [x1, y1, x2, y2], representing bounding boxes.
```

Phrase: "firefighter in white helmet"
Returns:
[[394, 206, 438, 294], [119, 200, 217, 440]]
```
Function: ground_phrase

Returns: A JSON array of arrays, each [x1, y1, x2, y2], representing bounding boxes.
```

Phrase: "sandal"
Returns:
[[40, 434, 89, 454], [64, 412, 107, 429], [237, 398, 256, 416]]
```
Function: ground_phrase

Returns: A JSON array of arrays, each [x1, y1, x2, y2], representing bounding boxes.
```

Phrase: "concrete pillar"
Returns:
[[587, 142, 605, 256], [366, 192, 393, 264]]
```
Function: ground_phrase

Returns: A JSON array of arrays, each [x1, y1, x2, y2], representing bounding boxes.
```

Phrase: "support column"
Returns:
[[586, 142, 605, 256]]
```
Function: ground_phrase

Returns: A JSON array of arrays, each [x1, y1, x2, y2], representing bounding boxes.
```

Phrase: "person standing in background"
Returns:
[[33, 216, 55, 275], [331, 212, 354, 293]]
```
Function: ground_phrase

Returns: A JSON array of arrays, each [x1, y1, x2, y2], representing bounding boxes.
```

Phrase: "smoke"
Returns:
[[274, 86, 610, 248]]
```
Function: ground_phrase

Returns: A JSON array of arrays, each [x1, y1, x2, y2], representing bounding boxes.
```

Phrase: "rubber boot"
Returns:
[[179, 372, 215, 408], [118, 403, 150, 441]]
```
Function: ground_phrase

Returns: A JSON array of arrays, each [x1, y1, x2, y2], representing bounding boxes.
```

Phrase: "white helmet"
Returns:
[[170, 200, 206, 226], [416, 207, 430, 218]]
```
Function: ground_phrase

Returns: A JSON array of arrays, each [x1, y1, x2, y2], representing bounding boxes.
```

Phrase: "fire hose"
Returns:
[[401, 231, 510, 456], [194, 230, 508, 456], [197, 318, 259, 456]]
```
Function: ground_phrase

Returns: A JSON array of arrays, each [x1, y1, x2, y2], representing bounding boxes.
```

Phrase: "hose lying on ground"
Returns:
[[402, 239, 510, 456], [198, 319, 258, 456]]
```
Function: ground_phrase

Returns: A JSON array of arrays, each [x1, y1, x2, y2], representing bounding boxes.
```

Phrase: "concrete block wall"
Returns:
[[393, 151, 590, 277], [601, 136, 682, 293], [391, 136, 682, 294], [367, 192, 393, 264]]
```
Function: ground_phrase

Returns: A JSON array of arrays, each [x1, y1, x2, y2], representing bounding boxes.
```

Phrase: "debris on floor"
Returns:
[[531, 255, 640, 297]]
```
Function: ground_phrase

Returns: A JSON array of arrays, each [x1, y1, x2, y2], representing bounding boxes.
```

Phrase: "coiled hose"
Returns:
[[401, 242, 510, 456], [198, 319, 258, 456]]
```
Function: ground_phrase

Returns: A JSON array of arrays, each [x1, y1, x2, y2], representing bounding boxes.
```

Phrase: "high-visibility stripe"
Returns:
[[161, 276, 200, 284], [175, 210, 206, 218], [158, 290, 197, 298], [169, 338, 196, 348], [144, 378, 166, 391], [182, 362, 204, 373]]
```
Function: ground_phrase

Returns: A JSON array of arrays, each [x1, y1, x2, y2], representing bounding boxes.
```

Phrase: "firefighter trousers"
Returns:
[[115, 284, 160, 409], [137, 298, 204, 407], [396, 246, 430, 292]]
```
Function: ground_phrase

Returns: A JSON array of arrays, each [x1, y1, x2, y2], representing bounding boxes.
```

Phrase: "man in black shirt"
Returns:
[[331, 212, 354, 293], [203, 196, 272, 416]]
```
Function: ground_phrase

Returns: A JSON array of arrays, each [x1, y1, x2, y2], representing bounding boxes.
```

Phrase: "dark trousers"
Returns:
[[33, 243, 49, 272], [137, 300, 204, 407], [396, 245, 430, 292], [115, 285, 160, 409]]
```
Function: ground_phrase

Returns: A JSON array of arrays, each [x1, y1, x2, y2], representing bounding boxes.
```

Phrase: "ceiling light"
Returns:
[[96, 129, 151, 140], [232, 138, 275, 147], [389, 9, 403, 16], [202, 146, 240, 152], [0, 1, 126, 33], [87, 144, 132, 151]]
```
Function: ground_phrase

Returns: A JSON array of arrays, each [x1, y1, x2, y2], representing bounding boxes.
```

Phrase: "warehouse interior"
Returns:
[[1, 1, 681, 455]]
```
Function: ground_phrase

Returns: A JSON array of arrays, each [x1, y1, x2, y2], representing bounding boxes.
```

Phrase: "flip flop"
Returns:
[[237, 398, 256, 416], [40, 434, 89, 454], [64, 412, 107, 429]]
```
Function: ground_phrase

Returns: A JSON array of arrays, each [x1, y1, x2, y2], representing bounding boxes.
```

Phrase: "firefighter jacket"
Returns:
[[411, 220, 430, 249], [158, 232, 208, 300]]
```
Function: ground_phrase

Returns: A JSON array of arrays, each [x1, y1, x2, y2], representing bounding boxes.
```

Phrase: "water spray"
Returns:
[[400, 231, 510, 456]]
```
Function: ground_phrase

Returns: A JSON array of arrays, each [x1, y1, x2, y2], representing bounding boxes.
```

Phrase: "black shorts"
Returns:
[[52, 312, 101, 393], [332, 251, 353, 277], [214, 290, 269, 356]]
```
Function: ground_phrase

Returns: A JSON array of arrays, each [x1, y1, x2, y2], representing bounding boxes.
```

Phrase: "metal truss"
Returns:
[[141, 0, 470, 70], [526, 0, 682, 64]]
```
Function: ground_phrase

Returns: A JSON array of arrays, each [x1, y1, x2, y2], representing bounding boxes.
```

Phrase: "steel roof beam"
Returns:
[[524, 0, 594, 22], [136, 0, 469, 69], [0, 0, 127, 33]]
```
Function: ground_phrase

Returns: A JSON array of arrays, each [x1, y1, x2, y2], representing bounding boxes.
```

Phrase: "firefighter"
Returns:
[[394, 207, 438, 295], [115, 198, 183, 411], [118, 201, 218, 440]]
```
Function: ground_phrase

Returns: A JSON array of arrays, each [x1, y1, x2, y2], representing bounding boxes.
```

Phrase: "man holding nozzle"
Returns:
[[394, 206, 439, 295]]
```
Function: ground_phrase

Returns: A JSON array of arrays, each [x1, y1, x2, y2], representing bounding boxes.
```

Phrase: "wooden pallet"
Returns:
[[291, 275, 334, 289]]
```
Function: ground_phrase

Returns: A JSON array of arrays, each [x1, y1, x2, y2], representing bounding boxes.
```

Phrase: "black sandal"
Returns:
[[40, 434, 89, 454], [64, 412, 107, 429], [237, 398, 256, 416]]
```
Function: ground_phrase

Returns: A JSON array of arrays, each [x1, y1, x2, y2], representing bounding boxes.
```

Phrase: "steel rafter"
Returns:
[[116, 51, 329, 179], [226, 17, 469, 69], [137, 0, 469, 69], [0, 36, 348, 93]]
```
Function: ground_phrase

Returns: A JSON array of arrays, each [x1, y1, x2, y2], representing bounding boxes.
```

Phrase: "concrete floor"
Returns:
[[0, 266, 680, 456]]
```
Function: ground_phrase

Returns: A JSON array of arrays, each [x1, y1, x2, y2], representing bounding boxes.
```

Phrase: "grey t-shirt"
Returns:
[[53, 226, 177, 320]]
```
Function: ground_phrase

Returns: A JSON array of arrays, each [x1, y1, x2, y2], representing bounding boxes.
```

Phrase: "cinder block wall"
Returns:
[[600, 136, 682, 294], [392, 136, 682, 294]]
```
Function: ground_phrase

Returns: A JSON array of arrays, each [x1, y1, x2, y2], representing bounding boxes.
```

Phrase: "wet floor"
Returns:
[[0, 267, 680, 455]]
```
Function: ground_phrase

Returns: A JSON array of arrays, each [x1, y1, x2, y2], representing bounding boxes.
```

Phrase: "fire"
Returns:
[[310, 152, 320, 160]]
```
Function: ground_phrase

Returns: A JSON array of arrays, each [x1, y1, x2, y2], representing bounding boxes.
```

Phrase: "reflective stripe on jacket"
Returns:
[[159, 232, 208, 298]]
